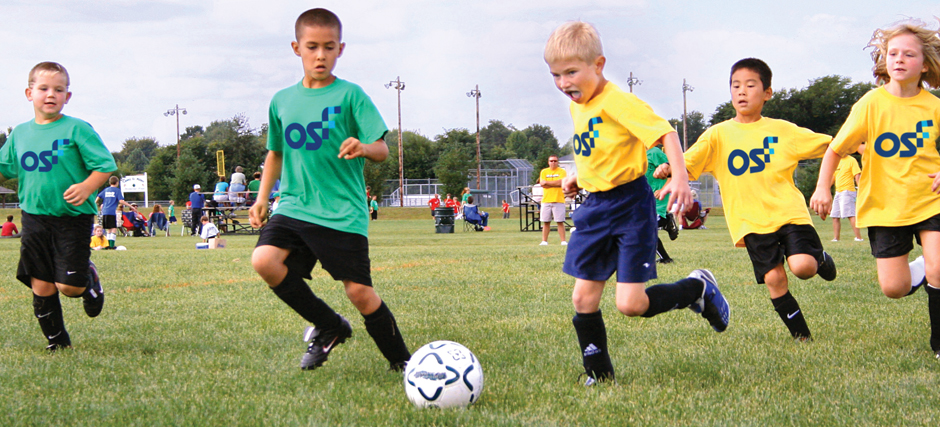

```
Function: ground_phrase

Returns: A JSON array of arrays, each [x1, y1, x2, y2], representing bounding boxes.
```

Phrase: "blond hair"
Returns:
[[544, 21, 603, 64], [868, 18, 940, 88], [28, 62, 70, 88]]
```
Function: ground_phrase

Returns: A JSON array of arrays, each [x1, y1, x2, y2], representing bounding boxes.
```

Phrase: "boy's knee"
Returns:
[[615, 301, 645, 317], [787, 256, 817, 279], [879, 278, 911, 299]]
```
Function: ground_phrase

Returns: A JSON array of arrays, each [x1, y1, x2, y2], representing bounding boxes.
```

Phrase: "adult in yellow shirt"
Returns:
[[829, 155, 862, 242], [539, 154, 568, 245]]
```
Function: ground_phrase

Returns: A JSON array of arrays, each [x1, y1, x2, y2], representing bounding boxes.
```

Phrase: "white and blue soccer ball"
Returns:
[[404, 341, 484, 409]]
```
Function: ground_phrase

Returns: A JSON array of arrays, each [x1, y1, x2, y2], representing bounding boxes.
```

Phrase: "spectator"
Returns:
[[90, 224, 107, 250], [370, 196, 379, 221], [148, 204, 169, 236], [200, 215, 219, 242], [464, 196, 489, 228], [682, 190, 711, 230], [190, 184, 205, 236], [247, 172, 262, 204], [2, 214, 20, 238], [427, 194, 441, 216], [213, 176, 230, 206], [502, 200, 510, 219], [539, 154, 567, 246]]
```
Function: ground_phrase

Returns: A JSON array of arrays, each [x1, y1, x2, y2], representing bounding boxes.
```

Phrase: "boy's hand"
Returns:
[[63, 182, 95, 206], [338, 137, 366, 160], [659, 178, 692, 215], [248, 201, 268, 228], [809, 188, 832, 220], [653, 163, 672, 180], [561, 175, 581, 198], [929, 172, 940, 194]]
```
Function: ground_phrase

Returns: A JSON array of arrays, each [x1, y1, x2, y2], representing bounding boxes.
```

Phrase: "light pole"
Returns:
[[385, 77, 405, 207], [627, 72, 641, 93], [682, 79, 694, 151], [467, 85, 482, 190], [164, 104, 187, 158]]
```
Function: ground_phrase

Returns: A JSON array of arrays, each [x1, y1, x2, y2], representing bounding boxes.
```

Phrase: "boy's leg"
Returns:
[[627, 271, 729, 332], [765, 264, 812, 340], [572, 279, 614, 382], [656, 238, 673, 263], [31, 279, 71, 350], [253, 245, 342, 329], [345, 281, 410, 371], [875, 256, 918, 299], [832, 218, 841, 242], [849, 217, 863, 241], [541, 222, 551, 244], [557, 221, 566, 243]]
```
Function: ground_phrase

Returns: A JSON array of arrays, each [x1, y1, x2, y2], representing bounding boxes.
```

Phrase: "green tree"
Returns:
[[479, 120, 515, 160], [181, 125, 205, 141], [434, 145, 473, 197], [145, 146, 178, 200], [668, 111, 706, 149]]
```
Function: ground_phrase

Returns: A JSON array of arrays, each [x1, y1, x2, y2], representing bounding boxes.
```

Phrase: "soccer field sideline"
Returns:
[[1, 216, 937, 426]]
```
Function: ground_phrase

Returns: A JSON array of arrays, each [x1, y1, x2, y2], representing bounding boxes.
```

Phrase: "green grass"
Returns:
[[0, 211, 937, 426]]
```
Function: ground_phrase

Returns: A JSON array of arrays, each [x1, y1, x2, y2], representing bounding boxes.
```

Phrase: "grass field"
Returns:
[[0, 209, 937, 426]]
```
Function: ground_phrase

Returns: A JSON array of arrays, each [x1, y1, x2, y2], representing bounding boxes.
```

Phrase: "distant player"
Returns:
[[0, 62, 114, 351], [811, 19, 940, 359], [95, 175, 131, 249], [544, 21, 729, 386], [249, 8, 411, 372], [828, 155, 863, 242], [657, 58, 837, 342]]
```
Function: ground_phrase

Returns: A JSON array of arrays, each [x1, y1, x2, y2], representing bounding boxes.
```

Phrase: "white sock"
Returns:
[[910, 256, 926, 289]]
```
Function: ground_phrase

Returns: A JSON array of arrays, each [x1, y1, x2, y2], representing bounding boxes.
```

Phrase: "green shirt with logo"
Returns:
[[645, 146, 669, 218], [0, 115, 116, 216], [267, 79, 387, 236]]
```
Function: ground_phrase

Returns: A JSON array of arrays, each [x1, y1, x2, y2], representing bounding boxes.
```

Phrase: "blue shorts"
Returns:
[[563, 177, 658, 283]]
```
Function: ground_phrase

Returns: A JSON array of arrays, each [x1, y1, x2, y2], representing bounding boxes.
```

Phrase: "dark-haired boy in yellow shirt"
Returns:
[[658, 58, 837, 342]]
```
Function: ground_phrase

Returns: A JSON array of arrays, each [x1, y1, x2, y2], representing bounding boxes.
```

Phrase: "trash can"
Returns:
[[434, 207, 455, 233]]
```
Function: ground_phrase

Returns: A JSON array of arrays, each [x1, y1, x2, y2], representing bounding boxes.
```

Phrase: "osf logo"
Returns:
[[21, 139, 69, 172], [573, 117, 603, 157], [873, 120, 933, 158], [728, 136, 777, 176], [284, 106, 342, 150]]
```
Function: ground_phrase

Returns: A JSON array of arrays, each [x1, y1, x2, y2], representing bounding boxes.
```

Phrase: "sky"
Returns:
[[0, 0, 937, 153]]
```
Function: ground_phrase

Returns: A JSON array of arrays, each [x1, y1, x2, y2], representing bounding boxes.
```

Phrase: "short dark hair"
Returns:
[[467, 196, 475, 204], [730, 58, 772, 90], [6, 215, 12, 222], [295, 8, 342, 41], [109, 176, 119, 185], [253, 172, 261, 179]]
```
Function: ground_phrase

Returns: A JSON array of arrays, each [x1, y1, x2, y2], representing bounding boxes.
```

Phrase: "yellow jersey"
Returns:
[[539, 167, 567, 203], [686, 117, 831, 247], [830, 87, 940, 228], [833, 155, 861, 193], [569, 83, 674, 193]]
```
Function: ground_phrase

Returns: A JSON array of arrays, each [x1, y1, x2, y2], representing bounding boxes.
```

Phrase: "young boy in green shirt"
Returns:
[[249, 8, 410, 372], [0, 62, 115, 351]]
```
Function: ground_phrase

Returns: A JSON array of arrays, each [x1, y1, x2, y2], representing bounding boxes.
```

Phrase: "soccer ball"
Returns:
[[404, 341, 484, 409]]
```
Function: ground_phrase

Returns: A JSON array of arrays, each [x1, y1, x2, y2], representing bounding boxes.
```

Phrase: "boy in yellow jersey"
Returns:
[[657, 58, 837, 342], [829, 155, 862, 242], [545, 21, 730, 386], [811, 20, 940, 359]]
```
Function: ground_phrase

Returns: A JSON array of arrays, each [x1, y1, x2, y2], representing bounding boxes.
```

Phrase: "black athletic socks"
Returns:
[[926, 285, 940, 353], [270, 270, 341, 330], [772, 292, 811, 340], [33, 293, 70, 347], [572, 311, 614, 380], [642, 278, 704, 318], [656, 238, 672, 263], [363, 301, 411, 366]]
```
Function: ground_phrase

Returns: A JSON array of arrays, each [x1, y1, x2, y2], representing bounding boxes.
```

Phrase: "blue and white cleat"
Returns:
[[688, 269, 729, 332]]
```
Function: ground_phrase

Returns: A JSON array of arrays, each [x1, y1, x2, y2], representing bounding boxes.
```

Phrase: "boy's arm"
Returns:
[[809, 148, 842, 219], [657, 132, 693, 214], [249, 151, 282, 228], [64, 171, 112, 206], [338, 138, 389, 162]]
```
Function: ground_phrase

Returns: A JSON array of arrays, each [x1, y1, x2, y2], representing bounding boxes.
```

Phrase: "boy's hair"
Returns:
[[467, 196, 475, 204], [28, 62, 70, 88], [868, 19, 940, 88], [544, 21, 604, 64], [730, 58, 773, 90], [201, 216, 210, 223], [109, 176, 119, 186], [6, 215, 12, 221], [253, 172, 261, 179], [295, 8, 342, 41]]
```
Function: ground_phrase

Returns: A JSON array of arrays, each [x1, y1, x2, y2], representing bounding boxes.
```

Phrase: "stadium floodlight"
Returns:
[[165, 104, 188, 158], [386, 77, 406, 207], [467, 85, 482, 190]]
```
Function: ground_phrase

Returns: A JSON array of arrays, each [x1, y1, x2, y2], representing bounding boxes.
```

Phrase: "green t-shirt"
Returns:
[[168, 205, 176, 217], [267, 79, 388, 236], [370, 200, 378, 211], [247, 179, 261, 193], [645, 146, 669, 217], [0, 115, 116, 216]]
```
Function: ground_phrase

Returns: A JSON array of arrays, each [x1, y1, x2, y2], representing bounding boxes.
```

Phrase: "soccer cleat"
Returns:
[[816, 251, 837, 281], [578, 371, 615, 387], [45, 342, 71, 352], [389, 361, 407, 373], [665, 213, 679, 241], [854, 237, 864, 242], [82, 260, 104, 318], [300, 315, 353, 370], [687, 269, 730, 332], [658, 257, 674, 264]]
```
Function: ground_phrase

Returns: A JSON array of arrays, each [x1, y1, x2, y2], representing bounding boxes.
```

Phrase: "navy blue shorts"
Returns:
[[563, 177, 658, 283], [256, 214, 373, 287]]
